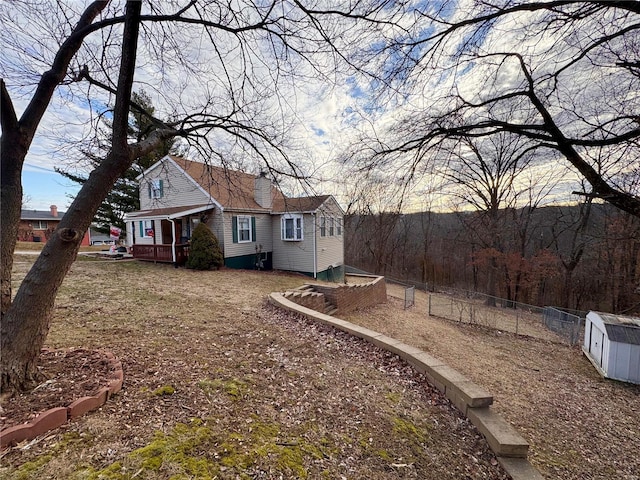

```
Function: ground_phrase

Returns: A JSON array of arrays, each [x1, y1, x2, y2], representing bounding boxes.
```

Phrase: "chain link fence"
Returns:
[[404, 286, 415, 309], [345, 265, 585, 345], [427, 294, 583, 344], [543, 307, 582, 346]]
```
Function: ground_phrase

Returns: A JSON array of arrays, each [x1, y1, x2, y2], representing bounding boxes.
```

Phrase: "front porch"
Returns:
[[132, 244, 190, 265]]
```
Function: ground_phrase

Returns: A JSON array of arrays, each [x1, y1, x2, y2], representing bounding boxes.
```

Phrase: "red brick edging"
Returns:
[[0, 349, 123, 449]]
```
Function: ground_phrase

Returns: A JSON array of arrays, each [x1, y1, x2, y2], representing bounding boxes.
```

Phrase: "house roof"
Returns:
[[135, 156, 343, 216], [21, 209, 64, 221], [272, 195, 331, 213], [169, 156, 285, 211]]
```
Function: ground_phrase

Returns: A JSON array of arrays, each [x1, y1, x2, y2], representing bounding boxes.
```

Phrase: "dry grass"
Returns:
[[343, 283, 640, 480], [14, 241, 112, 253], [1, 257, 509, 480]]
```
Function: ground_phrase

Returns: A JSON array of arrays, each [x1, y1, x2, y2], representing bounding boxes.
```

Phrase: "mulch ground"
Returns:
[[1, 349, 113, 430]]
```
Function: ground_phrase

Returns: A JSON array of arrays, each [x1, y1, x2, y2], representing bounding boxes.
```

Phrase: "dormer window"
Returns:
[[148, 179, 163, 199]]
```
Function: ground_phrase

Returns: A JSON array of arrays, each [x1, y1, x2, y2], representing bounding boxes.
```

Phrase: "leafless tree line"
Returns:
[[346, 202, 640, 315]]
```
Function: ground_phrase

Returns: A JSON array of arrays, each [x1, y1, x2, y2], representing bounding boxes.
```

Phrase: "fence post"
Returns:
[[516, 311, 519, 336]]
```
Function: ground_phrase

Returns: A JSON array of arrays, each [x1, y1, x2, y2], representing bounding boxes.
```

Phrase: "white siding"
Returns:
[[133, 219, 159, 245], [315, 199, 344, 272], [609, 341, 640, 383], [271, 197, 344, 275], [272, 213, 315, 273], [140, 160, 209, 210], [223, 212, 272, 258], [210, 209, 224, 249]]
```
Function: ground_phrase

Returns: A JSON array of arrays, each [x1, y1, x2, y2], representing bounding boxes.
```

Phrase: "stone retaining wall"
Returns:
[[269, 292, 545, 480], [284, 274, 386, 315]]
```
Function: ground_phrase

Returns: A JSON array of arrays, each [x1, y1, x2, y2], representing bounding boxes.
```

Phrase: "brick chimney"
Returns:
[[50, 205, 58, 217], [254, 172, 273, 209]]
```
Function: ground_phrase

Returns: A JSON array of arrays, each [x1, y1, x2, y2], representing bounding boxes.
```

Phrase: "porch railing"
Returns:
[[132, 244, 190, 265]]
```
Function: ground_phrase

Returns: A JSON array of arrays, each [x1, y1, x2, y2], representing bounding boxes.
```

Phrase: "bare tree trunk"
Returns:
[[0, 0, 137, 393], [0, 121, 23, 316]]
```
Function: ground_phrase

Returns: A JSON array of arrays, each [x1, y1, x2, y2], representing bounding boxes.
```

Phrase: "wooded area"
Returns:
[[346, 203, 640, 315]]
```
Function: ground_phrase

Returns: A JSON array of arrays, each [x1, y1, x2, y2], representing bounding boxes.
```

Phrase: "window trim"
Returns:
[[281, 214, 303, 241], [148, 179, 163, 199], [141, 220, 154, 238], [319, 216, 326, 237], [237, 215, 252, 243], [329, 217, 335, 236], [31, 220, 48, 230]]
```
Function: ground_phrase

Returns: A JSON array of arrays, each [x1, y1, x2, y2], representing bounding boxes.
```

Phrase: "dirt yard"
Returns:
[[2, 257, 509, 479], [343, 283, 640, 480]]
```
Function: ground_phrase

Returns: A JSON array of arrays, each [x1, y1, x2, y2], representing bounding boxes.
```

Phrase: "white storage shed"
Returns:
[[583, 311, 640, 384]]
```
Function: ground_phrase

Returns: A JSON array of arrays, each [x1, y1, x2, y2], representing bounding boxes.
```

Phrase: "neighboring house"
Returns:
[[19, 205, 91, 246], [124, 155, 344, 281], [88, 228, 116, 246]]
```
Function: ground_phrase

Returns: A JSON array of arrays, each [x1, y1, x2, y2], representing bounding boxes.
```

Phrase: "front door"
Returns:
[[161, 219, 172, 244]]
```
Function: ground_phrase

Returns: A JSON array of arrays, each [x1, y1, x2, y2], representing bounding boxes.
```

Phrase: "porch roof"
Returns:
[[125, 204, 213, 220]]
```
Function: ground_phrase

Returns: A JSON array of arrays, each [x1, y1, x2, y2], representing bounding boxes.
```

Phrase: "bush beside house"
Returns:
[[186, 223, 224, 270]]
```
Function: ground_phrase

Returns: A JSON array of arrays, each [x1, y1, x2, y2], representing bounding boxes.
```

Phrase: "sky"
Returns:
[[6, 1, 635, 214], [22, 165, 80, 212]]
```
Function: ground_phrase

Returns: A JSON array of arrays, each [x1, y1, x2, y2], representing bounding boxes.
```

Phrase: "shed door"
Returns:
[[589, 324, 605, 368]]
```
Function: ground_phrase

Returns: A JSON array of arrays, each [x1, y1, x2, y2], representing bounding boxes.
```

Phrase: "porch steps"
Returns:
[[282, 285, 338, 316], [324, 300, 338, 316]]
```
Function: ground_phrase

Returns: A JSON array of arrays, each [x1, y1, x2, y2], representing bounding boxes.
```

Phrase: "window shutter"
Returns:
[[232, 216, 238, 243], [159, 180, 164, 197], [147, 183, 152, 198], [139, 221, 143, 238], [251, 217, 256, 242]]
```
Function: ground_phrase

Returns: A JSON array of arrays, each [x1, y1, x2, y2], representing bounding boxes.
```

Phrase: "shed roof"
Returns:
[[594, 312, 640, 345], [604, 324, 640, 345]]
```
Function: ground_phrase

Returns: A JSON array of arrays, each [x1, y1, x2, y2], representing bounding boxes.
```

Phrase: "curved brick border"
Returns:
[[0, 349, 123, 449], [270, 292, 545, 480]]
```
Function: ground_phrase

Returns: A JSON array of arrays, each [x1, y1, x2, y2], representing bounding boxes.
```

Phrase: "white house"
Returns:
[[583, 311, 640, 384], [124, 155, 345, 281]]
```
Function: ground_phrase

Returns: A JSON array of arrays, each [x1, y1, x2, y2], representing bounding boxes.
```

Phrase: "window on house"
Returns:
[[238, 216, 251, 242], [141, 220, 154, 238], [319, 216, 326, 237], [148, 179, 163, 199], [329, 217, 335, 236], [232, 215, 254, 243], [282, 214, 303, 241], [336, 218, 342, 236], [31, 220, 47, 230]]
